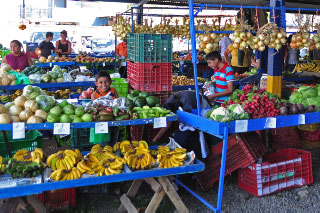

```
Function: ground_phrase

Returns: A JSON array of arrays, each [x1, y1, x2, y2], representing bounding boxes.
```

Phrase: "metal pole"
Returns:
[[188, 0, 201, 116], [216, 126, 229, 212], [114, 14, 118, 73]]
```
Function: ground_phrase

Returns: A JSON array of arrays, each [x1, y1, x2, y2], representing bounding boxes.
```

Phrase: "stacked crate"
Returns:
[[127, 33, 173, 142]]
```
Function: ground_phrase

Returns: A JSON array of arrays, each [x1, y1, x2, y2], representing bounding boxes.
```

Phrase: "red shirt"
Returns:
[[5, 53, 29, 71]]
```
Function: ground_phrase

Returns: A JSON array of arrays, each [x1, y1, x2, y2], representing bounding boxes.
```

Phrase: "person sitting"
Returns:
[[2, 40, 33, 71], [35, 32, 55, 58], [55, 30, 71, 57]]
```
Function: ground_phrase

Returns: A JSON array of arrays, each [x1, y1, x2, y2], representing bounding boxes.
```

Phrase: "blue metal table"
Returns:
[[0, 159, 204, 199]]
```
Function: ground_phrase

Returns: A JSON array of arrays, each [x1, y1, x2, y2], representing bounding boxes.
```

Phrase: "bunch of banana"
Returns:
[[77, 153, 99, 175], [92, 158, 124, 176], [50, 167, 82, 181], [90, 144, 121, 161], [5, 158, 43, 178], [0, 155, 4, 174], [0, 95, 12, 103], [157, 147, 187, 168], [15, 89, 23, 96], [125, 143, 155, 170], [13, 148, 44, 163], [157, 146, 170, 156], [46, 149, 80, 171], [293, 63, 320, 73]]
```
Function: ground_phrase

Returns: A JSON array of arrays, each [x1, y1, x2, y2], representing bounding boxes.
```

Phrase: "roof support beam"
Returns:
[[134, 0, 149, 7]]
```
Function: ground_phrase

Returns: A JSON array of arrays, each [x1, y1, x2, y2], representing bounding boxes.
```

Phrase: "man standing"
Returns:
[[219, 34, 232, 62], [35, 32, 55, 58]]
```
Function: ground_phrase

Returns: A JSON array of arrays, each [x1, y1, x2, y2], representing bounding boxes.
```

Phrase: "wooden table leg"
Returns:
[[118, 179, 143, 212], [158, 176, 189, 213], [145, 188, 166, 213], [27, 195, 49, 213], [0, 197, 28, 213]]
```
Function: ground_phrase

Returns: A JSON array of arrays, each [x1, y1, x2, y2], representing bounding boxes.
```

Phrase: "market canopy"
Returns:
[[77, 0, 320, 8]]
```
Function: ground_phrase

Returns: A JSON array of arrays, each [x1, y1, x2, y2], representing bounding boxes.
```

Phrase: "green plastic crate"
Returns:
[[127, 33, 173, 63], [111, 78, 129, 97], [71, 128, 110, 151], [1, 49, 10, 59], [0, 130, 43, 157]]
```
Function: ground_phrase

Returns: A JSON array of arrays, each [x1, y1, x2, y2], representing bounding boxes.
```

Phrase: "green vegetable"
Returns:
[[146, 96, 160, 106], [131, 90, 140, 97], [138, 92, 149, 99], [41, 74, 52, 83], [72, 117, 83, 123], [127, 94, 135, 101], [115, 114, 130, 120], [75, 107, 85, 117], [60, 114, 71, 123], [47, 114, 59, 123], [50, 106, 63, 116], [81, 113, 93, 122], [63, 105, 75, 115], [59, 100, 68, 108], [134, 98, 146, 107]]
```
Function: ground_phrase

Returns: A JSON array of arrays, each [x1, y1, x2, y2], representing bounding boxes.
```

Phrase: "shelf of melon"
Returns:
[[0, 113, 178, 130]]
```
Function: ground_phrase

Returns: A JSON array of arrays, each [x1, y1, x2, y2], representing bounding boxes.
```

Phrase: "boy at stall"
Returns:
[[91, 71, 119, 147], [91, 71, 118, 101], [205, 51, 234, 105]]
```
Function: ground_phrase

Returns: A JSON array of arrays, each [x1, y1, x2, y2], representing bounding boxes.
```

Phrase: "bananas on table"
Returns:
[[157, 147, 187, 168], [293, 61, 320, 73]]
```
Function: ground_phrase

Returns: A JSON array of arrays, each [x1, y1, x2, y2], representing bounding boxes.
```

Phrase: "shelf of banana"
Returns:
[[157, 146, 187, 168], [293, 61, 320, 73]]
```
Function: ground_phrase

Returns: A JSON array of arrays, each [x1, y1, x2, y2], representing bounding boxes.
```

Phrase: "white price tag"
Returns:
[[235, 120, 248, 133], [103, 62, 105, 67], [153, 117, 167, 129], [53, 123, 70, 135], [298, 114, 306, 125], [12, 122, 25, 139], [264, 117, 277, 129], [95, 122, 109, 134], [49, 63, 52, 67]]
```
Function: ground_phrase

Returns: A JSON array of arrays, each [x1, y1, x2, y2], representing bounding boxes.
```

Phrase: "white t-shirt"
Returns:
[[219, 37, 232, 58]]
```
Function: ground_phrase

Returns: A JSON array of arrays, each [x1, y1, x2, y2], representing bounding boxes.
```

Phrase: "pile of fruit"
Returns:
[[173, 52, 205, 62], [223, 84, 281, 118], [0, 148, 45, 178], [0, 141, 189, 181], [173, 76, 195, 86], [74, 55, 115, 64], [0, 64, 18, 86], [35, 55, 73, 64], [85, 104, 130, 122], [246, 23, 287, 51], [292, 61, 320, 73], [46, 100, 92, 123], [198, 33, 221, 54], [21, 65, 46, 76], [127, 90, 161, 108], [79, 88, 94, 99], [44, 89, 72, 99]]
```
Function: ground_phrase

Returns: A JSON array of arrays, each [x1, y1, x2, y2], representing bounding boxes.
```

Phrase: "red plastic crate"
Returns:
[[37, 188, 76, 211], [195, 132, 267, 191], [127, 60, 172, 92], [271, 127, 301, 150], [238, 148, 313, 197], [299, 129, 320, 142]]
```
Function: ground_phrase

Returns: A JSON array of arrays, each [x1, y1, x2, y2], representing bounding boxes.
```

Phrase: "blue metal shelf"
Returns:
[[0, 159, 204, 199], [178, 111, 320, 135], [0, 115, 178, 130], [35, 62, 75, 67], [283, 76, 314, 82]]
